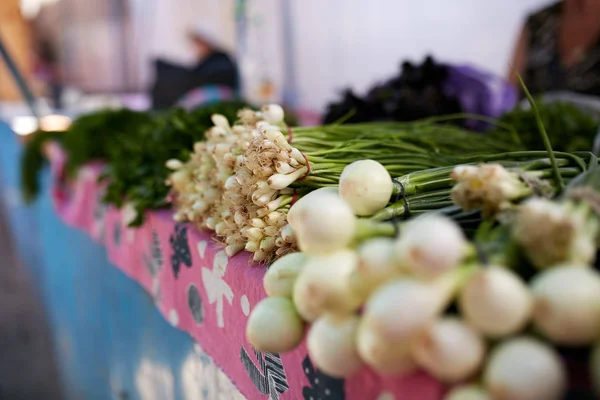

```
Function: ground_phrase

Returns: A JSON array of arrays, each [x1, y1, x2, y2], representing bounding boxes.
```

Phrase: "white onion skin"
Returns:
[[338, 160, 393, 216], [356, 318, 416, 375], [530, 265, 600, 345], [263, 252, 307, 298], [293, 250, 361, 322], [307, 314, 364, 378], [395, 214, 468, 280], [246, 297, 305, 353], [483, 337, 566, 400], [287, 189, 356, 254], [458, 266, 532, 338], [444, 385, 491, 400], [411, 317, 486, 383], [350, 237, 401, 300]]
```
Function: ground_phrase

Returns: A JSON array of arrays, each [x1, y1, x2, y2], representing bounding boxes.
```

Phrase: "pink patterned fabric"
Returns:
[[48, 147, 447, 400]]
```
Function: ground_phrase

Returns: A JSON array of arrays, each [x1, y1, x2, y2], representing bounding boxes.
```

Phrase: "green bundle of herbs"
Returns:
[[101, 100, 251, 225]]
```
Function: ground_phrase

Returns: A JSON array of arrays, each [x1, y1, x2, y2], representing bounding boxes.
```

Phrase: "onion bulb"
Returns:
[[483, 337, 566, 400], [411, 317, 485, 383], [263, 252, 307, 298], [530, 265, 600, 345], [459, 266, 532, 338], [293, 250, 361, 322], [350, 237, 401, 299], [261, 104, 285, 124], [307, 314, 364, 378], [356, 318, 416, 375], [592, 342, 600, 397], [395, 214, 467, 279], [287, 189, 356, 254], [339, 160, 393, 216], [246, 297, 305, 353], [444, 386, 491, 400], [362, 277, 450, 342]]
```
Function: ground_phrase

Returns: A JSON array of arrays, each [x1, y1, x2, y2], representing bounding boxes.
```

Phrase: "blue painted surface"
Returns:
[[0, 123, 231, 400]]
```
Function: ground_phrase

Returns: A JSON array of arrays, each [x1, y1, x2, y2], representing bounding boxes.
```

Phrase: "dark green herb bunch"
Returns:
[[20, 109, 152, 203], [61, 108, 154, 176], [496, 100, 600, 152], [101, 100, 251, 225], [20, 130, 63, 203]]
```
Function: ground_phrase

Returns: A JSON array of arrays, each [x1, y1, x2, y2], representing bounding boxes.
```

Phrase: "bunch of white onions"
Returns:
[[248, 186, 480, 380], [247, 168, 600, 398]]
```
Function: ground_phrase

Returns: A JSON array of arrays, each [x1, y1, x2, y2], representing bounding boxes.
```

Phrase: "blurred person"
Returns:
[[150, 26, 239, 109], [509, 0, 600, 96]]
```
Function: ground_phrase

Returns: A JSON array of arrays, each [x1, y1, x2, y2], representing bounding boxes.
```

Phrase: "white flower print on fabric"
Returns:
[[197, 240, 208, 259], [201, 250, 234, 328], [121, 202, 138, 243], [181, 348, 245, 400], [135, 358, 175, 400]]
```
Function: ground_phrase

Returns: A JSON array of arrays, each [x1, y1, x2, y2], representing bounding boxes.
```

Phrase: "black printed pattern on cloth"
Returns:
[[240, 346, 289, 399], [187, 284, 205, 325], [302, 355, 345, 400], [113, 223, 121, 246], [170, 223, 192, 278], [143, 230, 163, 277]]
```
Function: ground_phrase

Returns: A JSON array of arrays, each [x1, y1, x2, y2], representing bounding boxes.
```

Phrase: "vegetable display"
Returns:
[[17, 90, 600, 397], [166, 106, 525, 262]]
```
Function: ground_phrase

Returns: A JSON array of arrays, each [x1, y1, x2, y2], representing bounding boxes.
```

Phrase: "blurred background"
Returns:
[[1, 0, 553, 117]]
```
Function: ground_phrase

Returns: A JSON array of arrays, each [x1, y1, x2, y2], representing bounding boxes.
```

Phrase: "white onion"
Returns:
[[292, 250, 361, 322], [362, 277, 450, 342], [286, 187, 340, 228], [459, 266, 532, 338], [531, 265, 600, 345], [411, 317, 485, 383], [261, 104, 285, 124], [166, 159, 183, 170], [592, 342, 600, 397], [246, 297, 305, 353], [307, 314, 364, 378], [395, 214, 467, 279], [444, 386, 491, 400], [484, 337, 566, 400], [263, 252, 307, 298], [267, 167, 309, 190], [339, 160, 393, 216], [287, 190, 356, 254], [210, 113, 230, 130], [356, 318, 416, 375], [350, 237, 401, 299]]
